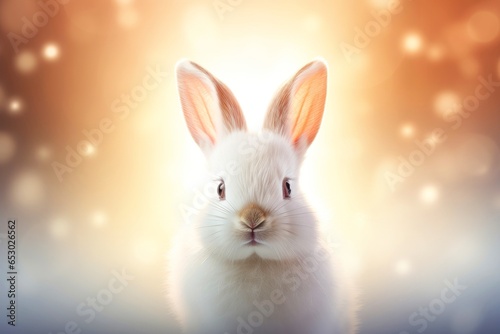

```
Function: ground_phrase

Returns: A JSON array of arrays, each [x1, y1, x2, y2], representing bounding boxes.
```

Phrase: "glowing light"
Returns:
[[217, 53, 307, 129], [434, 91, 461, 118], [467, 11, 499, 43], [82, 143, 96, 156], [400, 123, 415, 138], [8, 98, 23, 114], [403, 33, 423, 54], [91, 211, 107, 227], [419, 184, 439, 204], [0, 132, 16, 164], [395, 259, 411, 275], [50, 218, 69, 239], [36, 146, 51, 161], [9, 171, 44, 209], [43, 43, 60, 60], [15, 51, 37, 73]]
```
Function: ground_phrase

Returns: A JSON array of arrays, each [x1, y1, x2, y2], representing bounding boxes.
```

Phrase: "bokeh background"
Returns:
[[1, 0, 500, 333]]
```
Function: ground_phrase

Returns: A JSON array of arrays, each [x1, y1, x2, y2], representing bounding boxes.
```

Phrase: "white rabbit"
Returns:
[[167, 59, 357, 334]]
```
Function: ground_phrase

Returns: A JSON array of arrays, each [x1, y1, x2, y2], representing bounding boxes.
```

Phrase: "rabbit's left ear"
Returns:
[[176, 60, 247, 156], [264, 59, 327, 150]]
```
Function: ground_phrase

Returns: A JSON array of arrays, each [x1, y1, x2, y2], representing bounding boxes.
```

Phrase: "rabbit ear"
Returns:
[[264, 59, 327, 150], [176, 60, 247, 154]]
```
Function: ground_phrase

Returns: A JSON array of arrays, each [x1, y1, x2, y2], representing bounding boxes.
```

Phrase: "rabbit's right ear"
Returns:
[[264, 59, 327, 153], [176, 60, 247, 155]]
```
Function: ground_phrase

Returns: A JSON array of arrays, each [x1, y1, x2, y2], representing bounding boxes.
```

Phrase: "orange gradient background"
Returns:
[[1, 0, 500, 333]]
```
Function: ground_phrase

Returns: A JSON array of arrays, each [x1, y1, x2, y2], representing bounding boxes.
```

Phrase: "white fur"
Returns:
[[167, 132, 356, 333], [167, 59, 357, 334]]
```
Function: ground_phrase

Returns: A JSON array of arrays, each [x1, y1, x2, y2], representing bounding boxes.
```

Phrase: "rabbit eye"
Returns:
[[217, 180, 225, 200], [283, 178, 291, 199]]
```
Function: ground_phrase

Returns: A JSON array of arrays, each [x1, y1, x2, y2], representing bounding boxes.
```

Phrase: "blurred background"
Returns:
[[0, 0, 499, 333]]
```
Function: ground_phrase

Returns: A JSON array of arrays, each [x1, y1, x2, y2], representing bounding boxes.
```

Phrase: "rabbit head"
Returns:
[[176, 59, 327, 261]]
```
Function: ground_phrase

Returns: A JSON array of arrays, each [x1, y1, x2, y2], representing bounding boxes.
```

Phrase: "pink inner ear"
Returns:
[[179, 72, 218, 145], [290, 68, 327, 147], [177, 60, 247, 150]]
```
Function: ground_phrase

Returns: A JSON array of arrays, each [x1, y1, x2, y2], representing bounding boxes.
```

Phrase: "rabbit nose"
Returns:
[[239, 203, 267, 229]]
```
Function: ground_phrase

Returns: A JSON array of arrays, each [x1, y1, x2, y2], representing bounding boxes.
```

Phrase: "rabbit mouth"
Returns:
[[242, 230, 263, 246], [245, 240, 261, 247]]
